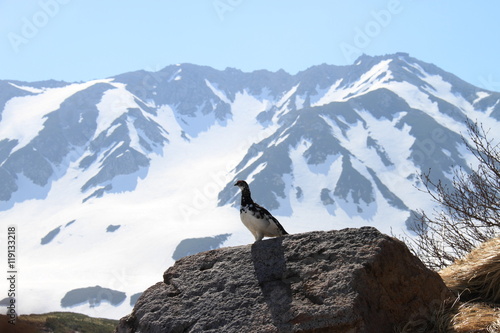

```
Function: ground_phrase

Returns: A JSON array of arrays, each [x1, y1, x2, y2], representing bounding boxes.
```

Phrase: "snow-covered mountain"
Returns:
[[0, 53, 499, 319]]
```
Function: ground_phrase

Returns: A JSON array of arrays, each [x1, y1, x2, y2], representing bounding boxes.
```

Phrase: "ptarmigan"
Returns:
[[234, 180, 289, 242]]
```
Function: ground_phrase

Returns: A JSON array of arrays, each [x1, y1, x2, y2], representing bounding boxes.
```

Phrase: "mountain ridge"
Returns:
[[0, 53, 499, 319]]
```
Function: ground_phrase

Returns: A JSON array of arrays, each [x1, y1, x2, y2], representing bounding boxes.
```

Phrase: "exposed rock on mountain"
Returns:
[[116, 227, 451, 333], [172, 233, 231, 260], [61, 286, 126, 308]]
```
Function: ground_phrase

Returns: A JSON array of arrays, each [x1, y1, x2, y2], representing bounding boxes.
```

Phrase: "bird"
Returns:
[[234, 180, 288, 242]]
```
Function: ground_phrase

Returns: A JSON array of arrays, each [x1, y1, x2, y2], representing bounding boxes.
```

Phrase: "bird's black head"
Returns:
[[234, 180, 249, 190]]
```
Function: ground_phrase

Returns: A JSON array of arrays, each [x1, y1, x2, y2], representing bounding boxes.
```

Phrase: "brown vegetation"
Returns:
[[440, 237, 500, 304], [450, 303, 499, 333], [439, 236, 500, 332], [401, 237, 500, 332], [0, 312, 117, 333]]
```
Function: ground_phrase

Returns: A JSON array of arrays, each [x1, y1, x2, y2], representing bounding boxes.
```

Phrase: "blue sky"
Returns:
[[1, 1, 500, 91]]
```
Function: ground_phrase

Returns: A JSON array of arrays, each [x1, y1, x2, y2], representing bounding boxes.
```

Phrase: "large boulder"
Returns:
[[116, 227, 452, 333]]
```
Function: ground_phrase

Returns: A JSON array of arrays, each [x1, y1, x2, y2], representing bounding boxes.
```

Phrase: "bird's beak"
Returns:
[[233, 182, 238, 186]]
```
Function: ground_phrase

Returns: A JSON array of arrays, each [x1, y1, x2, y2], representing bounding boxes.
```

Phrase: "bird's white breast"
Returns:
[[240, 210, 269, 234], [240, 208, 282, 239]]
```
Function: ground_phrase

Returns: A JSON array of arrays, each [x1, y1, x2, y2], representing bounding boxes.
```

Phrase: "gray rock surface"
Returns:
[[116, 227, 451, 333]]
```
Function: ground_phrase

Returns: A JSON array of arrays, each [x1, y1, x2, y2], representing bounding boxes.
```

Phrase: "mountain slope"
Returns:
[[0, 53, 499, 320], [218, 54, 497, 227]]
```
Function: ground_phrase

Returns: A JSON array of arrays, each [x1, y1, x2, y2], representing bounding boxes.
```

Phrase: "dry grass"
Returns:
[[451, 302, 499, 333], [440, 236, 500, 332], [441, 236, 500, 332], [440, 237, 500, 304], [0, 312, 118, 333], [398, 237, 500, 332], [397, 300, 500, 333], [396, 298, 457, 333]]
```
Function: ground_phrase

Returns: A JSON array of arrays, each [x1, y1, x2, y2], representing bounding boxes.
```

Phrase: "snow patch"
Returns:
[[0, 79, 113, 152], [277, 84, 300, 109], [8, 82, 46, 94], [205, 79, 231, 104], [168, 68, 182, 82], [247, 162, 267, 183], [312, 60, 393, 106], [474, 91, 490, 104], [94, 83, 139, 139]]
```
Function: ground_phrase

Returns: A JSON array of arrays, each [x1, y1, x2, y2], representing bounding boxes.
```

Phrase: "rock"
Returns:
[[115, 227, 452, 333], [40, 225, 62, 245], [107, 224, 121, 232]]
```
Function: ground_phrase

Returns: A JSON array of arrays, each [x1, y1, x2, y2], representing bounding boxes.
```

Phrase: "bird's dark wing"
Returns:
[[254, 203, 289, 235]]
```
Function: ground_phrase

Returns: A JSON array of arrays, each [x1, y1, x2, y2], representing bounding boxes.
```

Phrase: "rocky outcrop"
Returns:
[[116, 227, 452, 333]]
